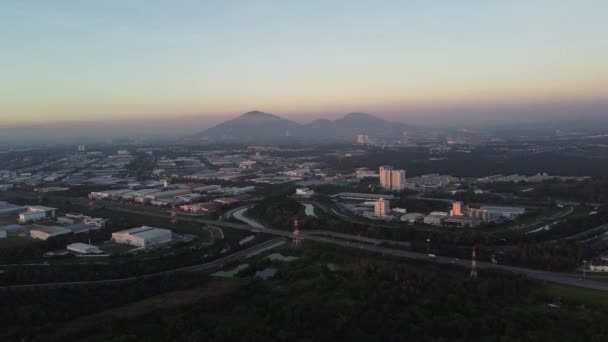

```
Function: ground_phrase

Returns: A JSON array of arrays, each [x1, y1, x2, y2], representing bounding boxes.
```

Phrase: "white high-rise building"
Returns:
[[379, 166, 406, 191]]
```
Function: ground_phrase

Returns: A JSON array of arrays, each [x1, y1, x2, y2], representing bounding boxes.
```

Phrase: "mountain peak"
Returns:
[[241, 110, 273, 117], [342, 112, 378, 120]]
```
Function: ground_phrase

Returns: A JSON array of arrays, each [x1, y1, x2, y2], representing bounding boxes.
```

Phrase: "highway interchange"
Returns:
[[2, 202, 607, 292]]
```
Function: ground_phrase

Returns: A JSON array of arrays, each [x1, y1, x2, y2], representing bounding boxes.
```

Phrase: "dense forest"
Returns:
[[3, 244, 608, 341]]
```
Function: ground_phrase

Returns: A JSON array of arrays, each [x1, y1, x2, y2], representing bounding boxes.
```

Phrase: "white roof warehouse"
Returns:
[[111, 226, 172, 248]]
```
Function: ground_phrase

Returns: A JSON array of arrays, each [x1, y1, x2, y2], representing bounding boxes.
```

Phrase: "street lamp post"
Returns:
[[583, 260, 587, 280], [426, 238, 430, 254]]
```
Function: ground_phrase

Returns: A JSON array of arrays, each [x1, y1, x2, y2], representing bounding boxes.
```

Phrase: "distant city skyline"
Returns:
[[2, 1, 608, 125]]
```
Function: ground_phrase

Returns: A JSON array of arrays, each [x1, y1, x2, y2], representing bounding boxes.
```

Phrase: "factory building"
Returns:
[[30, 226, 72, 240], [67, 242, 103, 254], [295, 188, 315, 198], [400, 213, 425, 224], [480, 206, 526, 220], [19, 206, 56, 224], [332, 192, 395, 201], [0, 201, 27, 216], [89, 189, 132, 200], [424, 212, 449, 226], [143, 189, 192, 203], [112, 226, 172, 248], [443, 216, 480, 228]]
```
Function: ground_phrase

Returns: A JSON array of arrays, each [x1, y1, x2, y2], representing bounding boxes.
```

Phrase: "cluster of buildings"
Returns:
[[153, 156, 207, 178], [0, 201, 107, 241], [89, 181, 257, 217], [0, 149, 138, 188], [332, 192, 405, 221], [476, 173, 590, 184], [1, 196, 174, 254], [422, 201, 526, 227], [43, 225, 174, 257], [179, 193, 254, 215], [404, 174, 460, 191], [331, 190, 526, 228]]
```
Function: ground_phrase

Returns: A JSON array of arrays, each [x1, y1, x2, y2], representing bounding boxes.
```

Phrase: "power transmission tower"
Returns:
[[470, 245, 478, 279], [292, 219, 301, 247], [171, 205, 178, 225]]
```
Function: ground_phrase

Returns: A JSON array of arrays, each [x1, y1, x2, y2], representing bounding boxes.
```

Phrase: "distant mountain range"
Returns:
[[191, 111, 412, 142]]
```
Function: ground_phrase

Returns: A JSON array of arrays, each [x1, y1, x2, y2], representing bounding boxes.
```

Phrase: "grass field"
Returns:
[[542, 283, 608, 307], [0, 236, 33, 249]]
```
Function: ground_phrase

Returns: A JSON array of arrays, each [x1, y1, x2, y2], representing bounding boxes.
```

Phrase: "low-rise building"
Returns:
[[590, 265, 608, 272], [144, 189, 192, 203], [112, 226, 172, 248], [0, 224, 23, 235], [400, 213, 425, 224], [0, 201, 27, 216], [444, 216, 480, 228], [30, 226, 71, 240], [89, 189, 132, 200], [67, 242, 103, 254], [180, 202, 221, 215], [424, 212, 449, 226], [19, 206, 56, 224], [332, 192, 395, 201], [479, 206, 526, 220], [295, 188, 315, 198], [0, 183, 14, 191]]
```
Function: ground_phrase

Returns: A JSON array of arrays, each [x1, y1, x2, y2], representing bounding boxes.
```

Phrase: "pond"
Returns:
[[302, 203, 317, 217], [211, 263, 249, 278], [265, 252, 298, 262], [255, 267, 278, 280]]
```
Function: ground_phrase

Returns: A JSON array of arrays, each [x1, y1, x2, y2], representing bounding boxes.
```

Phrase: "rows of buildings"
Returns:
[[90, 183, 256, 212], [332, 191, 526, 228], [0, 201, 107, 241]]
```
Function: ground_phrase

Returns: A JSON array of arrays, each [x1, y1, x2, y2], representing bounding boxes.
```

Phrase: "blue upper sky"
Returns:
[[1, 0, 607, 124]]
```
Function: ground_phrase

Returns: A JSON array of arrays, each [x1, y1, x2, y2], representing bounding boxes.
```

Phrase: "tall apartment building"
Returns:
[[450, 201, 466, 216], [374, 199, 390, 216], [356, 134, 369, 144], [379, 166, 406, 191]]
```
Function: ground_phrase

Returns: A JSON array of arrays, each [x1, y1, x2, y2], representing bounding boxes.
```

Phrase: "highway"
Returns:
[[220, 207, 608, 291], [4, 202, 605, 291], [306, 235, 608, 291], [108, 204, 608, 291], [0, 238, 286, 290]]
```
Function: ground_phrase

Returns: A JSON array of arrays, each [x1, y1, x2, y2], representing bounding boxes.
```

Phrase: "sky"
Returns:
[[1, 0, 608, 126]]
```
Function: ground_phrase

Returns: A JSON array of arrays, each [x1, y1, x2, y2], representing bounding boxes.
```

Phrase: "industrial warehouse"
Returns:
[[111, 226, 173, 248]]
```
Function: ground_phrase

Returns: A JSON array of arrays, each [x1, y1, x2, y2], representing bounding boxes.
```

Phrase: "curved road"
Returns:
[[9, 203, 604, 291], [0, 238, 286, 290]]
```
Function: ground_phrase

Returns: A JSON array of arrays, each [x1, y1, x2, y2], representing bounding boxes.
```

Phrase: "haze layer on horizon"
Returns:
[[1, 0, 607, 125]]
